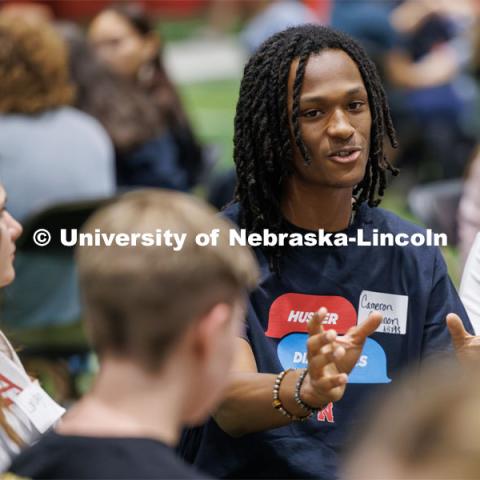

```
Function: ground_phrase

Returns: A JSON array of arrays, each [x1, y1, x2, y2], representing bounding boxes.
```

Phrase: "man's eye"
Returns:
[[303, 109, 323, 118], [349, 101, 365, 111]]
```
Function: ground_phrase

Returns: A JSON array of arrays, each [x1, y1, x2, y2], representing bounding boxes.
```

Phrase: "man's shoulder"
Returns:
[[363, 204, 428, 235], [357, 204, 443, 265], [9, 432, 209, 480], [222, 203, 429, 234]]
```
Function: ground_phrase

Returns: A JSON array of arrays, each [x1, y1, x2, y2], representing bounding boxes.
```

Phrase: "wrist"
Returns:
[[299, 372, 329, 410], [272, 369, 311, 422]]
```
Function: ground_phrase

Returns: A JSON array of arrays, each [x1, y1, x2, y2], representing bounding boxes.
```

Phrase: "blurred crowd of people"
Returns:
[[0, 1, 480, 479]]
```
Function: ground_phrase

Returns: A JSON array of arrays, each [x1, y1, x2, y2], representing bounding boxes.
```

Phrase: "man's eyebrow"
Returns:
[[300, 86, 368, 104]]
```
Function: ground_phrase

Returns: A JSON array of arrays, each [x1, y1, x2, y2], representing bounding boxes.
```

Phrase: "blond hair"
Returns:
[[345, 360, 480, 479], [76, 190, 258, 371], [0, 16, 74, 114]]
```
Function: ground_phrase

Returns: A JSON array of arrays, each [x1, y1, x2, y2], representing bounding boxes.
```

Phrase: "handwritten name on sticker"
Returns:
[[13, 382, 65, 433], [358, 290, 408, 335]]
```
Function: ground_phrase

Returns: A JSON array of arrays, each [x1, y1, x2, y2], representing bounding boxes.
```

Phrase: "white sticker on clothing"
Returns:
[[358, 290, 409, 335], [12, 381, 65, 434]]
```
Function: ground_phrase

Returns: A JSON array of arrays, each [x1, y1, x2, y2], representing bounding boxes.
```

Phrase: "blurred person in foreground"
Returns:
[[0, 182, 64, 470], [88, 3, 207, 190], [344, 360, 480, 480], [0, 16, 114, 329], [6, 189, 352, 478], [7, 189, 258, 478]]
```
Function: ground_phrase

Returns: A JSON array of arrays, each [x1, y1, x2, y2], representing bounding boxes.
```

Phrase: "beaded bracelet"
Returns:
[[272, 369, 311, 422], [294, 368, 317, 417]]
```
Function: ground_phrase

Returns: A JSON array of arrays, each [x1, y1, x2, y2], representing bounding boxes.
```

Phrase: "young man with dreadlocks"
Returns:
[[180, 25, 478, 479]]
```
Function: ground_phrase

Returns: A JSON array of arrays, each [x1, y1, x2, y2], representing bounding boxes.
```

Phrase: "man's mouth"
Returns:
[[328, 147, 362, 164]]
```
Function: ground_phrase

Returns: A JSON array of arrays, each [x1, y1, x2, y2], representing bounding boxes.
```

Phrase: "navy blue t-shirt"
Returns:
[[9, 431, 209, 479], [181, 202, 472, 479]]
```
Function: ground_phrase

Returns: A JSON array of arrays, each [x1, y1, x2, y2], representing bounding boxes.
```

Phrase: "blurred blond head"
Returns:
[[345, 360, 480, 480], [0, 16, 74, 114], [76, 189, 259, 372]]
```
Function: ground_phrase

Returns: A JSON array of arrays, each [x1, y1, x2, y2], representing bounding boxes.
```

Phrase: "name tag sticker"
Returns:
[[12, 381, 65, 433], [358, 290, 409, 335]]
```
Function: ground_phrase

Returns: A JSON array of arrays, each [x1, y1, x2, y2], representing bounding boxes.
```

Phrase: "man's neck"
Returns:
[[56, 358, 185, 446], [281, 181, 354, 231]]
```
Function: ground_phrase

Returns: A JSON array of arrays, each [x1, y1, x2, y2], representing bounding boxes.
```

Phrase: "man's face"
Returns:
[[287, 49, 372, 189]]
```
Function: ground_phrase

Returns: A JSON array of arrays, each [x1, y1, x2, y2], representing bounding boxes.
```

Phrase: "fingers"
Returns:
[[340, 312, 382, 346], [354, 312, 383, 340], [310, 371, 348, 401], [308, 307, 327, 337], [306, 328, 337, 363], [308, 343, 345, 378], [447, 313, 469, 347]]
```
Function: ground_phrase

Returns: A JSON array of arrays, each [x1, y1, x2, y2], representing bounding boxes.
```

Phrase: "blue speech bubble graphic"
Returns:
[[277, 333, 309, 369], [348, 338, 391, 384], [277, 334, 391, 384]]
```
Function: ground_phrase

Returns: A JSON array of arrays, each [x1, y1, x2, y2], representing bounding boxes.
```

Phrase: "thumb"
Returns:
[[447, 313, 469, 348]]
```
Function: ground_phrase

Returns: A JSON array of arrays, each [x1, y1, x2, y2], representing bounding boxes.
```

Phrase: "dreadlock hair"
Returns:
[[233, 24, 399, 273]]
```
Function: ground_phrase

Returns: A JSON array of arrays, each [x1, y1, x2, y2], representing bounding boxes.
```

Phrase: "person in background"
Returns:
[[0, 16, 115, 329], [458, 149, 480, 268], [458, 16, 480, 270], [8, 189, 258, 478], [88, 3, 207, 190], [240, 0, 319, 54], [387, 0, 477, 182], [459, 232, 480, 334], [58, 22, 188, 191]]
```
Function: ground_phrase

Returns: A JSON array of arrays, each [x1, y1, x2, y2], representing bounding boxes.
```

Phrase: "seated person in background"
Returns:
[[460, 232, 480, 334], [458, 149, 480, 269], [0, 182, 64, 470], [0, 16, 115, 330], [8, 189, 265, 478], [58, 22, 190, 191], [88, 3, 207, 190]]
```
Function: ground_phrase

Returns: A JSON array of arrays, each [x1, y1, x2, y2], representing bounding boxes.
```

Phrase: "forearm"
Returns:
[[213, 370, 325, 437]]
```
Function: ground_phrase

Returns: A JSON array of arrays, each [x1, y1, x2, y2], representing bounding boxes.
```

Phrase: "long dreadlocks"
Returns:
[[233, 25, 399, 272]]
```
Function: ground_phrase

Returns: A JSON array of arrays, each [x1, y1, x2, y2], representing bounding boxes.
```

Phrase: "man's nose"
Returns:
[[326, 109, 355, 140], [6, 212, 22, 241]]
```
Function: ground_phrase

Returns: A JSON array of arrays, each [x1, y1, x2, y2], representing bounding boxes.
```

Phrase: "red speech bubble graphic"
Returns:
[[266, 293, 357, 338]]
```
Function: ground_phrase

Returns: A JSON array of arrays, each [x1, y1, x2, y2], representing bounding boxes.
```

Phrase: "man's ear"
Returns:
[[191, 303, 232, 360]]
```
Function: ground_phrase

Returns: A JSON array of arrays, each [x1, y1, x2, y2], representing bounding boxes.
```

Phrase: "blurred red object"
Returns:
[[1, 0, 209, 20]]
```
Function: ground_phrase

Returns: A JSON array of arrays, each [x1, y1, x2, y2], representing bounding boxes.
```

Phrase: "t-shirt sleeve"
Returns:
[[422, 247, 474, 357]]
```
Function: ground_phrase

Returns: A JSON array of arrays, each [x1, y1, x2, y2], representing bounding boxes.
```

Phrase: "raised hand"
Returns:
[[299, 307, 348, 409], [334, 311, 383, 374], [447, 313, 480, 365]]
